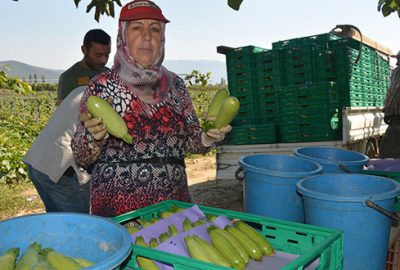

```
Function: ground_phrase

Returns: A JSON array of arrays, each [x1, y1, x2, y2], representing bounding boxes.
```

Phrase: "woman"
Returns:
[[72, 0, 232, 217]]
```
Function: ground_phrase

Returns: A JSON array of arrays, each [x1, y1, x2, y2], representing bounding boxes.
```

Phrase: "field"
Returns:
[[0, 155, 233, 220], [0, 86, 239, 220]]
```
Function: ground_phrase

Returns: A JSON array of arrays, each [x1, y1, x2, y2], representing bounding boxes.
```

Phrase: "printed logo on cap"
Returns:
[[128, 1, 160, 10]]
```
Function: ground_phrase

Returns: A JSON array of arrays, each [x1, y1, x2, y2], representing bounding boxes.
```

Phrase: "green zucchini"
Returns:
[[135, 236, 159, 270], [86, 95, 133, 144], [206, 89, 230, 119], [0, 248, 19, 270], [215, 96, 240, 128]]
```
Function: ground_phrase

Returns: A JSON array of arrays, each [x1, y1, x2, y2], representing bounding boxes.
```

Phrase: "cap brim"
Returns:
[[119, 7, 169, 23], [120, 14, 170, 23]]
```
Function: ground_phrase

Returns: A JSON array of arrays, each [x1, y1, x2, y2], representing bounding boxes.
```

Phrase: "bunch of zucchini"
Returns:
[[203, 89, 240, 131], [185, 222, 274, 270], [123, 205, 275, 270], [0, 242, 94, 270]]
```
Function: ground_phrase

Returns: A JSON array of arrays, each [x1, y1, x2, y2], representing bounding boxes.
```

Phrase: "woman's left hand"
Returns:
[[201, 125, 232, 147]]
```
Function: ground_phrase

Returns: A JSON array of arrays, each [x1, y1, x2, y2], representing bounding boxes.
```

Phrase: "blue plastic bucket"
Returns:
[[0, 213, 132, 270], [238, 154, 322, 222], [297, 174, 400, 270], [294, 146, 369, 173]]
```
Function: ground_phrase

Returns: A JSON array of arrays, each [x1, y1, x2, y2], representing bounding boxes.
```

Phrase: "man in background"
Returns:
[[23, 29, 111, 213], [57, 29, 111, 104], [380, 51, 400, 158]]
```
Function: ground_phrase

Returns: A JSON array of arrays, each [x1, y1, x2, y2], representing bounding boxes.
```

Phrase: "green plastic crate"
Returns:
[[228, 123, 278, 145], [231, 113, 258, 126], [280, 132, 340, 143], [272, 33, 341, 49], [113, 200, 343, 270], [226, 45, 269, 61], [255, 77, 275, 90], [278, 82, 339, 108], [273, 45, 333, 86], [279, 113, 339, 125], [279, 119, 340, 143]]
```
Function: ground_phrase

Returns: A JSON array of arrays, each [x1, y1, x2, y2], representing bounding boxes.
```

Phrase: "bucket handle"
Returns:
[[338, 163, 354, 174], [343, 165, 400, 221], [235, 167, 244, 181], [365, 199, 400, 221]]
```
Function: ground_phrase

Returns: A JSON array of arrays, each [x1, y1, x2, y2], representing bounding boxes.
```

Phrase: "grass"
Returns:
[[0, 182, 44, 221]]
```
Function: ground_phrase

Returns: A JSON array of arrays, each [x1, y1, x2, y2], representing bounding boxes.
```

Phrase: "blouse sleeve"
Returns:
[[178, 78, 215, 154]]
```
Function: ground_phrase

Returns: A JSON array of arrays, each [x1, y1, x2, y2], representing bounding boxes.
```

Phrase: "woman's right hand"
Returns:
[[79, 112, 108, 142]]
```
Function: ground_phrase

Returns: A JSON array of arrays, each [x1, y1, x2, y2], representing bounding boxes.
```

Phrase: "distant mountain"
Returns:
[[0, 59, 227, 84], [0, 60, 63, 83], [163, 60, 227, 84]]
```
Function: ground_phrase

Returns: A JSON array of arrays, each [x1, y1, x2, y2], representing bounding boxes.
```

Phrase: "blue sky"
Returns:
[[1, 0, 400, 70]]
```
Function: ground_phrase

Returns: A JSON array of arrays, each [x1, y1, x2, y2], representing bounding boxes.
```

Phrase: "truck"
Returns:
[[215, 25, 392, 183], [216, 106, 387, 181]]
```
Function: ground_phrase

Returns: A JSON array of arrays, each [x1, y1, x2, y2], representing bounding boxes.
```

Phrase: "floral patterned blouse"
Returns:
[[72, 68, 211, 217]]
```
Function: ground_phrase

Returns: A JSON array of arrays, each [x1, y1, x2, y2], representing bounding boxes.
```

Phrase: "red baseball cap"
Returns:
[[119, 0, 170, 23]]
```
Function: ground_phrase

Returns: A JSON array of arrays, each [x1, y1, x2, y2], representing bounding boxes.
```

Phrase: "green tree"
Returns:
[[184, 70, 211, 87], [0, 65, 33, 94], [72, 0, 400, 20], [378, 0, 400, 17], [13, 0, 245, 22], [33, 73, 38, 84], [13, 0, 400, 21]]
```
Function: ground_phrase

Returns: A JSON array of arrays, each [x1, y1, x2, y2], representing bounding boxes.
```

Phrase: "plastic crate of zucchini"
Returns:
[[113, 200, 343, 270]]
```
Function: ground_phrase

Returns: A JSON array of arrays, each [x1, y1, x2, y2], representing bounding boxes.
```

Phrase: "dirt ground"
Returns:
[[14, 155, 243, 218], [186, 155, 243, 212]]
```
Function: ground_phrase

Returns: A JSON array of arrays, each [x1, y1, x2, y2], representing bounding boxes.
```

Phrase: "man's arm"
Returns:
[[57, 72, 73, 105]]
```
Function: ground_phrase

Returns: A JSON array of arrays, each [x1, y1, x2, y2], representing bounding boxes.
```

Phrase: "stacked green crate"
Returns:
[[223, 33, 390, 145], [270, 34, 390, 143], [278, 82, 341, 143], [271, 35, 341, 143], [226, 123, 277, 145], [253, 50, 280, 124], [272, 44, 336, 87], [272, 33, 341, 50], [328, 38, 391, 107], [225, 46, 279, 145], [226, 45, 267, 126]]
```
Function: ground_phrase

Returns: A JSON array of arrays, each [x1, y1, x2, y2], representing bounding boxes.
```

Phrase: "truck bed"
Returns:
[[342, 106, 387, 144], [216, 106, 388, 182]]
